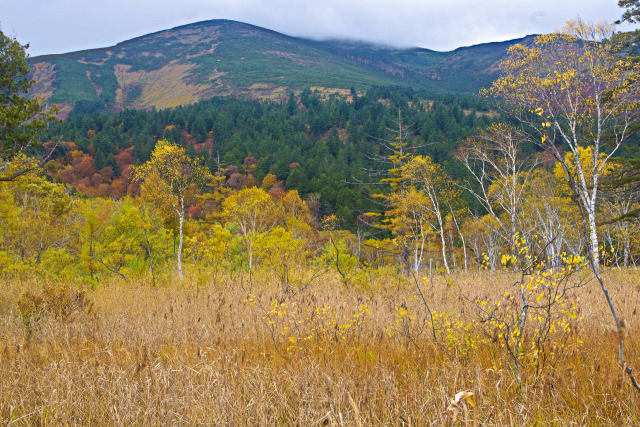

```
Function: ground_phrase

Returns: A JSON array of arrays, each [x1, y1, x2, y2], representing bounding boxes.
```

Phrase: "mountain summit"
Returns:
[[28, 19, 534, 115]]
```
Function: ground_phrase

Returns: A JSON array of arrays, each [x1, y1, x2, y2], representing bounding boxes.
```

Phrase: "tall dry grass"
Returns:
[[0, 268, 639, 425]]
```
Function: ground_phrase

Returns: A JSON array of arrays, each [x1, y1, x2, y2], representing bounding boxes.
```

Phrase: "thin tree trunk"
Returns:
[[623, 233, 630, 268], [450, 208, 468, 272], [89, 225, 94, 280], [177, 197, 184, 282], [357, 229, 362, 266], [588, 207, 600, 273], [440, 227, 450, 275], [248, 235, 253, 273], [607, 229, 620, 270], [436, 212, 450, 275], [142, 203, 156, 286]]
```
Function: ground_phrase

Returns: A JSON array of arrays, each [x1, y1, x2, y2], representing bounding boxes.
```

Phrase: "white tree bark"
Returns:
[[177, 196, 184, 282]]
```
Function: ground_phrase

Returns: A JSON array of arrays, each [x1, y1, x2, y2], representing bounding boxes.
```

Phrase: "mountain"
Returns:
[[27, 19, 535, 116]]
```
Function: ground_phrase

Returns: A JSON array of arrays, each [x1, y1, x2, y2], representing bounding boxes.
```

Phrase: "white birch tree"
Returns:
[[133, 139, 211, 282]]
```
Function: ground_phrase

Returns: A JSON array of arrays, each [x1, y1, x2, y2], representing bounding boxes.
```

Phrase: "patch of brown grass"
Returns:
[[0, 269, 638, 424], [28, 62, 57, 101]]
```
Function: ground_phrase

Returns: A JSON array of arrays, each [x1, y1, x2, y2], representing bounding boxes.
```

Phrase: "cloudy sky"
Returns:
[[2, 0, 628, 57]]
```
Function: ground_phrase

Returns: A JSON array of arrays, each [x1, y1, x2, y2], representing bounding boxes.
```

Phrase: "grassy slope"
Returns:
[[27, 20, 535, 112], [310, 36, 535, 93]]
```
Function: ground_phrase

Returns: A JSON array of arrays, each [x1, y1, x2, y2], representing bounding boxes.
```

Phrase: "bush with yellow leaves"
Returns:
[[475, 234, 587, 384]]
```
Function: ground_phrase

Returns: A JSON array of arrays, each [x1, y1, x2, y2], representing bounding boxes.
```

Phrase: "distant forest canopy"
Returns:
[[43, 86, 500, 225]]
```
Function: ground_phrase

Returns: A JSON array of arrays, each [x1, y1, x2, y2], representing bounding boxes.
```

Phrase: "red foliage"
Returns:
[[225, 165, 239, 176], [357, 213, 374, 227], [111, 178, 127, 197], [244, 173, 256, 188], [99, 167, 114, 180], [188, 205, 202, 219], [193, 142, 208, 153], [114, 148, 134, 171], [126, 179, 140, 197], [58, 168, 74, 185], [227, 172, 245, 189], [90, 173, 105, 187], [119, 164, 133, 179], [269, 181, 287, 200], [243, 156, 258, 173], [42, 140, 57, 155], [71, 155, 95, 179], [97, 183, 112, 197]]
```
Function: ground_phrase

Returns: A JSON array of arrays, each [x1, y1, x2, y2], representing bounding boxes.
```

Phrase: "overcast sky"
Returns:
[[1, 0, 628, 57]]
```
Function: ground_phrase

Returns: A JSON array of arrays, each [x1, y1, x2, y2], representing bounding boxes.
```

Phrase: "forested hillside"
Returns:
[[44, 87, 497, 224]]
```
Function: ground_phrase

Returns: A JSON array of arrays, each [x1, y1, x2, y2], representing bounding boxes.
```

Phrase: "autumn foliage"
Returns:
[[1, 15, 640, 425]]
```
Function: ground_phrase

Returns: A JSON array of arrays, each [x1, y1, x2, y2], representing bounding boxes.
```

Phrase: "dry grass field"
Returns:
[[1, 269, 639, 425]]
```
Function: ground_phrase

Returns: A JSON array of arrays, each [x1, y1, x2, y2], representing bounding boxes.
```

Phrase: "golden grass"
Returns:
[[113, 62, 213, 110], [0, 269, 639, 425]]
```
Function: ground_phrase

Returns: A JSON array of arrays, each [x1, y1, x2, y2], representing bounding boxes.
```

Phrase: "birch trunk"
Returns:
[[436, 212, 450, 275], [177, 197, 184, 282], [587, 205, 600, 274]]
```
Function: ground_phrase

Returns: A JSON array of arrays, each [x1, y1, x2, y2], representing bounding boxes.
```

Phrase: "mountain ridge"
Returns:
[[26, 19, 537, 116], [30, 19, 535, 60]]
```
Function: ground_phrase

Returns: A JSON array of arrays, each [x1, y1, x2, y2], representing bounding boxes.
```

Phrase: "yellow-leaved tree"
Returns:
[[401, 155, 459, 274], [484, 20, 638, 271], [385, 188, 433, 275], [133, 140, 211, 281], [484, 19, 640, 390], [222, 187, 275, 278], [364, 108, 421, 272]]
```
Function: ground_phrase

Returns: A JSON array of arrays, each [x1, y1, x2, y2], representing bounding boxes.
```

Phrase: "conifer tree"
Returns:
[[0, 30, 58, 181]]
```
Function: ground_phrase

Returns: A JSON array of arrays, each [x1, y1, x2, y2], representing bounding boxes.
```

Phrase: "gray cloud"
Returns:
[[530, 11, 547, 24], [1, 0, 626, 57]]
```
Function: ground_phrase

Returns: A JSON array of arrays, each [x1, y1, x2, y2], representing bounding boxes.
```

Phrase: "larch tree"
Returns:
[[364, 108, 424, 272], [618, 0, 640, 24], [133, 139, 211, 282], [79, 198, 114, 280], [0, 171, 72, 270]]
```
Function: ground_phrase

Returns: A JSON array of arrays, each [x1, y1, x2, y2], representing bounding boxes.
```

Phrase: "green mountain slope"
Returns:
[[27, 19, 534, 115], [310, 36, 534, 93]]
